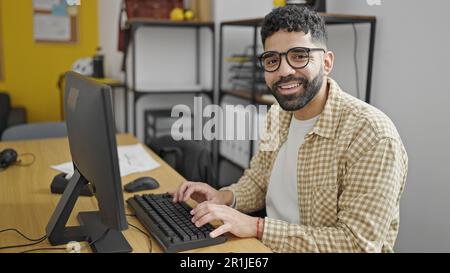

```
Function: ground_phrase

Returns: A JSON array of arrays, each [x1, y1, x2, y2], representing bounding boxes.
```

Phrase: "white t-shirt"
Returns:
[[265, 115, 320, 224]]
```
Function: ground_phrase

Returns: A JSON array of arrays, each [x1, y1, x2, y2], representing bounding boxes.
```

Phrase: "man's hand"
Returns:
[[190, 201, 261, 239], [170, 181, 233, 206]]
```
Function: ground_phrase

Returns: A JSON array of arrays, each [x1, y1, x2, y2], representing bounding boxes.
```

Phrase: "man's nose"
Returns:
[[277, 56, 296, 77]]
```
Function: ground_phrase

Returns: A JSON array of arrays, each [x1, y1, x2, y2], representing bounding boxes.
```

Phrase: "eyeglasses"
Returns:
[[258, 47, 326, 72]]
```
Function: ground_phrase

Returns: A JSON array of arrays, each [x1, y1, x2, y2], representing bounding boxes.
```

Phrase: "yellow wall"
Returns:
[[0, 0, 98, 122]]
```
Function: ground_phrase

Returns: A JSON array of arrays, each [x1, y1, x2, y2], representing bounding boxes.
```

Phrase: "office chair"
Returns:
[[0, 92, 27, 138], [1, 122, 67, 141], [147, 135, 216, 187]]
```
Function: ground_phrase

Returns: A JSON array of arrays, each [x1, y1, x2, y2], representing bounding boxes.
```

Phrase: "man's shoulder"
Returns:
[[338, 91, 402, 142]]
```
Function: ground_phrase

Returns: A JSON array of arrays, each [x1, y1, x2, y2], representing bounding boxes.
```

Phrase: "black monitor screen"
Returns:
[[64, 71, 127, 231]]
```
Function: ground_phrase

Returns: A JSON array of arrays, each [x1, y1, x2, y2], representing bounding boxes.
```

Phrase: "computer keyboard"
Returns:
[[127, 193, 227, 253]]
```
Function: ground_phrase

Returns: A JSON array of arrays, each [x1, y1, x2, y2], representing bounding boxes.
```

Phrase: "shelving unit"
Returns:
[[217, 13, 377, 170], [124, 18, 215, 136]]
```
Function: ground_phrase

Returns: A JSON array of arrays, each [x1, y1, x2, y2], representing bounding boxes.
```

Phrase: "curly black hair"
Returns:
[[261, 5, 327, 47]]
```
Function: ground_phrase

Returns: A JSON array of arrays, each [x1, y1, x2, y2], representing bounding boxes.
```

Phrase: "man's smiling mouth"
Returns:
[[278, 82, 303, 95]]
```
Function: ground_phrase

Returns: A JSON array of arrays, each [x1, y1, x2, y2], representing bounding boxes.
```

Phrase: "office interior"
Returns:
[[0, 0, 449, 253]]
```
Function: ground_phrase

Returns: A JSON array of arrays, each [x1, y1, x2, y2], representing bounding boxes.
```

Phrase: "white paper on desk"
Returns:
[[51, 161, 74, 175], [51, 160, 140, 178], [117, 144, 160, 173], [51, 144, 160, 177]]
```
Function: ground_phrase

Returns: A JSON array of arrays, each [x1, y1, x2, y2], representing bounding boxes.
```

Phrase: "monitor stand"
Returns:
[[50, 172, 94, 196], [45, 169, 132, 253]]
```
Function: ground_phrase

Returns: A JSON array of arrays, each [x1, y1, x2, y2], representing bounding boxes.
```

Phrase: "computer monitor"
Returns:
[[45, 71, 132, 253]]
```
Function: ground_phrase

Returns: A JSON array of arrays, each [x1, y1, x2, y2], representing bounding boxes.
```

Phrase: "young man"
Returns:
[[172, 6, 408, 252]]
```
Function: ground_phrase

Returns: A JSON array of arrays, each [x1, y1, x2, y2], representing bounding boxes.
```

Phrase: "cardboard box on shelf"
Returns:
[[189, 0, 213, 22]]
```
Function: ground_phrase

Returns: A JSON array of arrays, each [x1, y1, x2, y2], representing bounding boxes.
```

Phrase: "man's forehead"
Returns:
[[264, 30, 315, 51]]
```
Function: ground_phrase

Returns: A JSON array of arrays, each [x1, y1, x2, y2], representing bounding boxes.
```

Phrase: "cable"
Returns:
[[20, 247, 66, 253], [0, 227, 110, 253], [0, 236, 48, 251], [0, 228, 46, 242], [86, 228, 110, 248], [20, 228, 111, 253], [352, 23, 361, 100], [68, 228, 111, 253], [14, 153, 36, 167], [128, 223, 152, 253], [126, 215, 152, 253]]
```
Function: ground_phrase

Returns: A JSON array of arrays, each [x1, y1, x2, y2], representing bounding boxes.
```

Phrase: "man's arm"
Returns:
[[261, 137, 407, 252], [220, 148, 271, 213]]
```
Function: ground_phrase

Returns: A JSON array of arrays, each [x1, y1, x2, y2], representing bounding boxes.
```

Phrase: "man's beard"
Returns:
[[269, 67, 324, 111]]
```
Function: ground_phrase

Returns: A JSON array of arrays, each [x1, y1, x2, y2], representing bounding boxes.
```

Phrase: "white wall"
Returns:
[[98, 0, 126, 132], [99, 0, 450, 252], [326, 0, 450, 253], [98, 0, 123, 80], [98, 0, 213, 137]]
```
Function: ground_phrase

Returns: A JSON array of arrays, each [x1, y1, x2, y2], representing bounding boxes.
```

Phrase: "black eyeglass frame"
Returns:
[[258, 47, 326, 72]]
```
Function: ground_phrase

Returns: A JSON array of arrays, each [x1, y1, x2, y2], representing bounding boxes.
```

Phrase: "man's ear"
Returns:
[[323, 51, 335, 76]]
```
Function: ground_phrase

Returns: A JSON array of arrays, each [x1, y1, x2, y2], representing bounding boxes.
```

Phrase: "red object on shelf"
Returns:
[[125, 0, 183, 19], [118, 0, 184, 52]]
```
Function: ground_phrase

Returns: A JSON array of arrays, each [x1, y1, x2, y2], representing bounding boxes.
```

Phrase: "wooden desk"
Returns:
[[0, 134, 271, 253]]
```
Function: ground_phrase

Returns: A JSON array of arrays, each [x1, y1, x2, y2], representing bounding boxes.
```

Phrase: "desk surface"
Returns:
[[0, 134, 270, 253]]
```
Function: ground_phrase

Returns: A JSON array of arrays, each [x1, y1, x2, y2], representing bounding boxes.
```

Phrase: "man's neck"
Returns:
[[293, 77, 329, 121]]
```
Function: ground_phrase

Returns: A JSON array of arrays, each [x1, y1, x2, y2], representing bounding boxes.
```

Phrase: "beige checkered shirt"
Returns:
[[222, 77, 408, 253]]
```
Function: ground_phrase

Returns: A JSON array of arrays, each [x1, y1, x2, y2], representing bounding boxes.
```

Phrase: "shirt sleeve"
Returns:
[[261, 137, 408, 252], [220, 148, 270, 213]]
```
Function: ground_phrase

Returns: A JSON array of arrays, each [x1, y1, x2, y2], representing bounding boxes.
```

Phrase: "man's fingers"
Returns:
[[191, 200, 211, 215], [209, 223, 231, 238], [194, 212, 217, 228], [183, 185, 200, 202], [178, 182, 191, 201], [191, 201, 213, 222], [172, 188, 180, 202], [172, 185, 181, 202], [173, 181, 190, 202]]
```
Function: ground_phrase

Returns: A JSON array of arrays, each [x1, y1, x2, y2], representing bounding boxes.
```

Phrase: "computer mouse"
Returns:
[[124, 177, 160, 193], [0, 149, 18, 169]]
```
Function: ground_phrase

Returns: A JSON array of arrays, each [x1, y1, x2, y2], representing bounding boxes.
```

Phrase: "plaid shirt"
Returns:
[[222, 77, 408, 253]]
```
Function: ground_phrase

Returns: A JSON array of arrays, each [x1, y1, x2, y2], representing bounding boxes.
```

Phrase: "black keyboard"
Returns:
[[127, 193, 227, 253]]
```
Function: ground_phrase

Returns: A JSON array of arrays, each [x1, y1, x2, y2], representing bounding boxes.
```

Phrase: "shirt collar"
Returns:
[[311, 77, 342, 139]]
